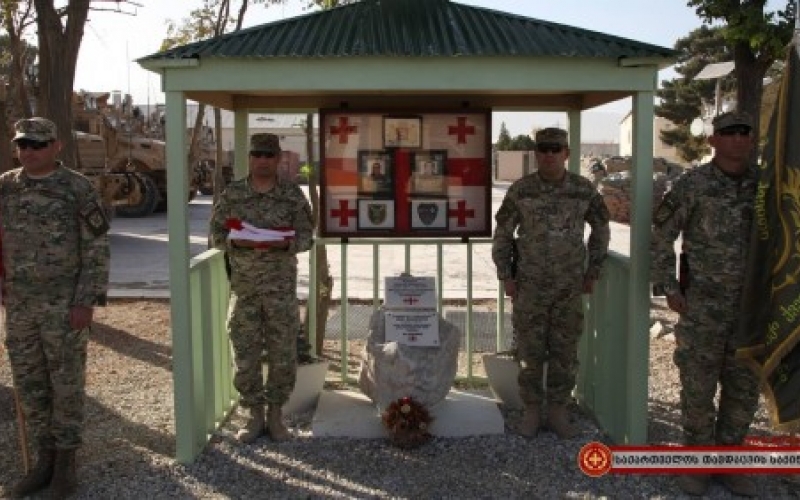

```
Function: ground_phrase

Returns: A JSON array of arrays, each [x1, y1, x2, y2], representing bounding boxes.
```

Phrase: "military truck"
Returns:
[[73, 91, 193, 217]]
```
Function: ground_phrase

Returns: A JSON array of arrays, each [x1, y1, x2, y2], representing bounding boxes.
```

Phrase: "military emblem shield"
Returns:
[[368, 203, 387, 225], [417, 203, 438, 226]]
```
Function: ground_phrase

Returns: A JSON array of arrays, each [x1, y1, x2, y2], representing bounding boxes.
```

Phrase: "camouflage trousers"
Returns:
[[513, 286, 584, 406], [227, 291, 298, 408], [4, 294, 89, 449], [674, 286, 760, 445]]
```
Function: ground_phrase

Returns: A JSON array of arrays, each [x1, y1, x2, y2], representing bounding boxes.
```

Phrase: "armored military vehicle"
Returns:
[[73, 90, 193, 217]]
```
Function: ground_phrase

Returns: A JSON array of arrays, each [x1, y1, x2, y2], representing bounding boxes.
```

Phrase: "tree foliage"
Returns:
[[509, 134, 535, 151], [686, 0, 796, 142], [495, 122, 511, 150], [302, 0, 359, 9], [655, 25, 730, 162]]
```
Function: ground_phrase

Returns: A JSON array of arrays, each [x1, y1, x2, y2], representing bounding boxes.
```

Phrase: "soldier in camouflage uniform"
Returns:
[[492, 128, 609, 439], [651, 111, 759, 498], [209, 133, 313, 444], [0, 117, 110, 498]]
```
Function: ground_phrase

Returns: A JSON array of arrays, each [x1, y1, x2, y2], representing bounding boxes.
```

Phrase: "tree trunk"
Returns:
[[0, 84, 13, 173], [733, 40, 773, 156], [187, 103, 206, 185], [212, 107, 226, 206], [2, 2, 34, 119], [33, 0, 91, 168], [301, 113, 333, 356]]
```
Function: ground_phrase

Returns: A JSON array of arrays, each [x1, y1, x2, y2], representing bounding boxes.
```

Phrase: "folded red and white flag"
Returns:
[[225, 218, 295, 242]]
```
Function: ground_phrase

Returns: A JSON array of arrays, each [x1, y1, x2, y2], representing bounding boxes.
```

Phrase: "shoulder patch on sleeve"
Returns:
[[80, 200, 110, 237], [653, 193, 678, 227]]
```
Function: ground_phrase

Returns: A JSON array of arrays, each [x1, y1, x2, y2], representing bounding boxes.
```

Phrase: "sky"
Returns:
[[67, 0, 708, 142]]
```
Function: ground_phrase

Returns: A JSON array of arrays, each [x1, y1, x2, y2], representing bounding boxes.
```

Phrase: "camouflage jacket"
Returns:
[[209, 177, 313, 290], [651, 162, 757, 294], [0, 164, 110, 306], [492, 171, 610, 285]]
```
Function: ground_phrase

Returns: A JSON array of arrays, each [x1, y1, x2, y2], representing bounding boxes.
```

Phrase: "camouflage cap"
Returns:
[[250, 133, 281, 153], [13, 117, 57, 142], [534, 127, 568, 146], [712, 111, 753, 133]]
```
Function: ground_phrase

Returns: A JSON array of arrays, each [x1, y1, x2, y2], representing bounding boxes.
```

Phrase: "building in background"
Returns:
[[618, 112, 685, 165]]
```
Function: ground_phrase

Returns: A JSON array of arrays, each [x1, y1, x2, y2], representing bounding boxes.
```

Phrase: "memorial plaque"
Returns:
[[385, 311, 440, 346], [385, 275, 436, 309]]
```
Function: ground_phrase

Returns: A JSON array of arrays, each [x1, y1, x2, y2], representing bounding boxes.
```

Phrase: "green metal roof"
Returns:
[[140, 0, 675, 62]]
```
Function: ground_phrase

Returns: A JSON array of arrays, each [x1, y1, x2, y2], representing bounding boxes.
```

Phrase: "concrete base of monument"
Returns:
[[482, 353, 524, 410], [311, 389, 505, 438]]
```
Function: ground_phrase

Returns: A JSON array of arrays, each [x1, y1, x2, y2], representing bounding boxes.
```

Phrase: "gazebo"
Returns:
[[138, 0, 676, 462]]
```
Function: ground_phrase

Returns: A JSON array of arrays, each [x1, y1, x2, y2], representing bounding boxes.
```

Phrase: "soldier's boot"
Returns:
[[235, 406, 266, 444], [717, 474, 757, 497], [266, 405, 291, 442], [546, 404, 580, 439], [676, 475, 710, 496], [516, 404, 541, 437], [10, 447, 56, 498], [50, 448, 78, 499]]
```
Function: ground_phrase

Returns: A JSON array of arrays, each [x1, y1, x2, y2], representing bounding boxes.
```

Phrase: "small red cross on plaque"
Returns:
[[403, 296, 419, 305], [329, 117, 358, 144], [330, 199, 357, 226], [448, 117, 476, 144], [448, 200, 475, 227]]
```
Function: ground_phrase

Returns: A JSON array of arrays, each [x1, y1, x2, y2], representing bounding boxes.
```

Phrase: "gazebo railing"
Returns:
[[176, 244, 645, 462]]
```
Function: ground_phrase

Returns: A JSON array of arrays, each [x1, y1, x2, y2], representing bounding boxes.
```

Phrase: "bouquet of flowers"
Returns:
[[381, 396, 433, 449]]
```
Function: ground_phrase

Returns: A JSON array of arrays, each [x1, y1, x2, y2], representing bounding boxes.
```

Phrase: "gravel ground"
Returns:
[[1, 299, 799, 499]]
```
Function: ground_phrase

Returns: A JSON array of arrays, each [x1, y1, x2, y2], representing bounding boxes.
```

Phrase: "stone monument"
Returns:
[[358, 275, 459, 410]]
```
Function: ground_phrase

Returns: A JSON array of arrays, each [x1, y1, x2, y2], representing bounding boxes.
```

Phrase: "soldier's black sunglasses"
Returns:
[[15, 139, 52, 150], [535, 143, 565, 154], [716, 126, 751, 137], [250, 151, 278, 159]]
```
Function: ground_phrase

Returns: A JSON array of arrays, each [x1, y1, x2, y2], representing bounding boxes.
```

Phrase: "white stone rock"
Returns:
[[649, 321, 664, 338], [358, 308, 459, 410]]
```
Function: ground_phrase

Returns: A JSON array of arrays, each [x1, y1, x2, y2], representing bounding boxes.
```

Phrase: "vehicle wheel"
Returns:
[[115, 174, 160, 217]]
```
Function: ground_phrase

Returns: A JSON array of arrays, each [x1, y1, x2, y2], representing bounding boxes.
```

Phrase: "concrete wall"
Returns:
[[496, 151, 534, 181], [580, 142, 619, 157]]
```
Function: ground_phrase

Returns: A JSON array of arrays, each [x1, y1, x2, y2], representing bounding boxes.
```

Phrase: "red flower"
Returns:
[[225, 218, 243, 230], [381, 396, 433, 449]]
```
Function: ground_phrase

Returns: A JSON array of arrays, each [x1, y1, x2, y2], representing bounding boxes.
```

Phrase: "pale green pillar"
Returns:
[[234, 111, 248, 179], [627, 90, 655, 443], [165, 91, 196, 461], [567, 109, 581, 174]]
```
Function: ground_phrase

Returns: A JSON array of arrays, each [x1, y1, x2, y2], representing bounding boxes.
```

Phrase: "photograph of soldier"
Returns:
[[383, 116, 421, 148], [357, 151, 394, 197], [410, 151, 447, 196]]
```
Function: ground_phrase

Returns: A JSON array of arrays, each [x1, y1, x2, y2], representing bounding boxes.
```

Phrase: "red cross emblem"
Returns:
[[403, 296, 419, 306], [330, 199, 357, 227], [329, 117, 358, 144], [448, 200, 475, 227], [448, 117, 476, 144]]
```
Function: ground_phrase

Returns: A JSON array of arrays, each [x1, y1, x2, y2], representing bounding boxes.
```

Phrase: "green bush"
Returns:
[[295, 163, 314, 185]]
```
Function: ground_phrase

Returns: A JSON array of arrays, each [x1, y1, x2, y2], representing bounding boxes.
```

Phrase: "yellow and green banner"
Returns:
[[738, 39, 800, 433]]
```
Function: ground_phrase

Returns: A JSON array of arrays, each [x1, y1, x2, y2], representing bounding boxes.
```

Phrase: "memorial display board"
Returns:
[[321, 110, 491, 237]]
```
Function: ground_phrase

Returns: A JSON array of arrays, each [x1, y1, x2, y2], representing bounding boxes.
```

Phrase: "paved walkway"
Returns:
[[108, 183, 634, 300]]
